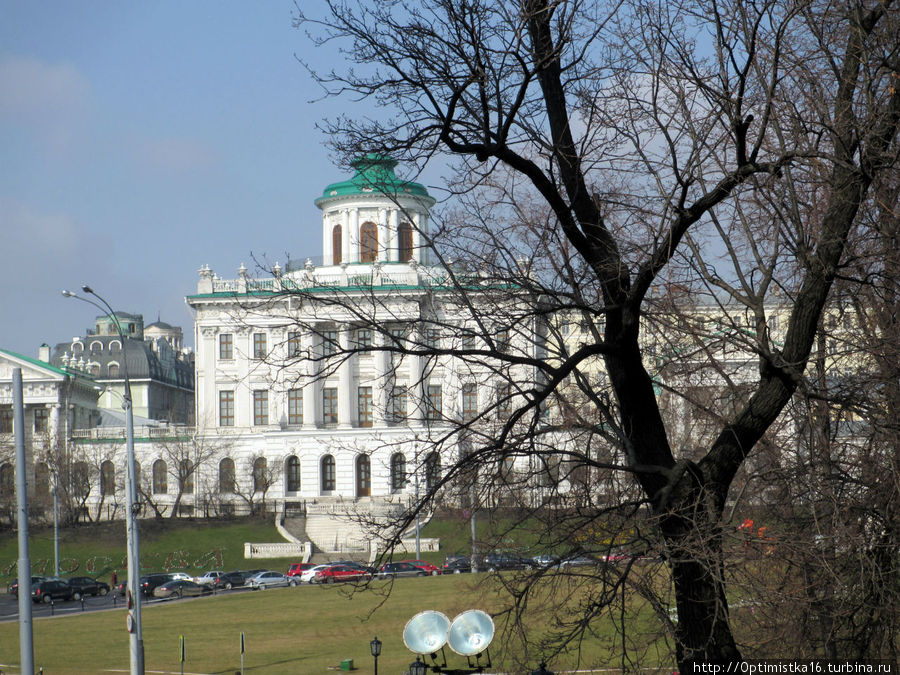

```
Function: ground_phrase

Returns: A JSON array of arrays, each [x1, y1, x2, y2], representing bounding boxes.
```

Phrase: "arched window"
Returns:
[[390, 453, 406, 493], [253, 457, 267, 493], [360, 221, 378, 262], [320, 455, 335, 492], [90, 363, 100, 376], [108, 363, 120, 377], [72, 342, 83, 354], [34, 462, 50, 499], [101, 460, 116, 496], [285, 455, 300, 492], [72, 461, 90, 498], [0, 463, 13, 496], [90, 341, 103, 353], [152, 459, 167, 494], [218, 458, 235, 494], [398, 222, 413, 262], [356, 454, 371, 497], [109, 340, 122, 352], [332, 224, 342, 265], [180, 459, 194, 494], [425, 452, 440, 491]]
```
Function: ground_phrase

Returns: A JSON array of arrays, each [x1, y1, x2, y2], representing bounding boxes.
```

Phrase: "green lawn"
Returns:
[[0, 572, 669, 674], [0, 517, 297, 586]]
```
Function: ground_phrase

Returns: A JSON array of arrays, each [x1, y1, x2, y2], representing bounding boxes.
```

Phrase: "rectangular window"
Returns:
[[322, 330, 339, 357], [390, 327, 406, 346], [252, 333, 267, 360], [323, 387, 338, 425], [358, 386, 373, 427], [356, 328, 373, 349], [461, 334, 476, 350], [0, 408, 13, 434], [253, 390, 269, 426], [219, 333, 233, 360], [497, 384, 511, 420], [423, 328, 440, 350], [390, 386, 408, 422], [288, 389, 303, 425], [288, 332, 303, 357], [426, 384, 442, 422], [496, 329, 510, 352], [219, 391, 235, 427], [462, 383, 477, 422], [34, 407, 49, 433]]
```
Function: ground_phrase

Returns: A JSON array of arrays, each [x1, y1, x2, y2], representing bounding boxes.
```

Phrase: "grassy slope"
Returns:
[[0, 573, 665, 674]]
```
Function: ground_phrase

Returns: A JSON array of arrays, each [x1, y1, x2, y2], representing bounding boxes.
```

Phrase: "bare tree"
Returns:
[[278, 0, 900, 668]]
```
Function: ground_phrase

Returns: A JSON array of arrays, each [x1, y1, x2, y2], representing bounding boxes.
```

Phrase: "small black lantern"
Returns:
[[409, 656, 428, 675], [370, 636, 382, 675]]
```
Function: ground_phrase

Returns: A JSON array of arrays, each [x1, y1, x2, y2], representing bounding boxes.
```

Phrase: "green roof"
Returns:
[[0, 348, 73, 377], [315, 154, 432, 206]]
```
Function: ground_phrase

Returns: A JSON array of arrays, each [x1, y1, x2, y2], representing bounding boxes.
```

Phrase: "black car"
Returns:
[[484, 553, 535, 572], [31, 579, 73, 604], [212, 571, 249, 590], [9, 575, 46, 596], [378, 562, 429, 579], [67, 576, 110, 599], [139, 573, 176, 597], [442, 556, 472, 574]]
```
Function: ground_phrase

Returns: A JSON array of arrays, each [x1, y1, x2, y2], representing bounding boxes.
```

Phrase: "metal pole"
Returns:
[[414, 446, 421, 560], [53, 480, 60, 576], [470, 481, 478, 573], [63, 287, 144, 674], [14, 368, 35, 675]]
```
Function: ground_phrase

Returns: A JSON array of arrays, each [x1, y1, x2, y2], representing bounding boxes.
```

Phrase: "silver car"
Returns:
[[246, 571, 297, 590]]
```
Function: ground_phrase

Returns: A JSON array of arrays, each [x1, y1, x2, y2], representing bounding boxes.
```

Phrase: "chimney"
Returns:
[[39, 343, 50, 363]]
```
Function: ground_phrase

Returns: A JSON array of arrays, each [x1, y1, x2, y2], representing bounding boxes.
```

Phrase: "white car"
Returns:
[[169, 572, 193, 582], [194, 570, 225, 587], [246, 571, 296, 590], [299, 564, 333, 584]]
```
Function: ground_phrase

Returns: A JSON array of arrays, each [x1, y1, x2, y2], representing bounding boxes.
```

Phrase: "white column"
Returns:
[[374, 331, 389, 426], [302, 329, 320, 428], [412, 212, 423, 264], [409, 323, 425, 424], [338, 327, 354, 427], [323, 213, 333, 266], [378, 208, 389, 263], [389, 209, 400, 263], [348, 209, 359, 264]]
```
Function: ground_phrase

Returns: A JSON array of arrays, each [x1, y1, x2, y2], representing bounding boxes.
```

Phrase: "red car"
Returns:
[[314, 564, 371, 584], [402, 559, 442, 576], [287, 563, 316, 578]]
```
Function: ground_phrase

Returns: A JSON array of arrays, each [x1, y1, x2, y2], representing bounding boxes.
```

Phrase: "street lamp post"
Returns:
[[63, 286, 144, 675], [369, 635, 381, 675]]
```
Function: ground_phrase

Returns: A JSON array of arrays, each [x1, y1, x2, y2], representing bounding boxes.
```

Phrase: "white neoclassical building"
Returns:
[[184, 155, 537, 540]]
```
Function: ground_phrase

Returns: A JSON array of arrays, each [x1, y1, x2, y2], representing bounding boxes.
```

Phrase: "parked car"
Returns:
[[560, 555, 596, 568], [314, 564, 371, 584], [330, 560, 375, 573], [67, 576, 110, 598], [378, 562, 429, 579], [403, 559, 442, 575], [31, 579, 73, 604], [153, 579, 212, 599], [246, 571, 296, 590], [9, 576, 46, 596], [287, 563, 316, 578], [442, 555, 472, 574], [140, 573, 176, 597], [532, 554, 558, 568], [300, 564, 334, 584], [194, 570, 225, 587], [212, 571, 249, 590], [484, 553, 535, 572]]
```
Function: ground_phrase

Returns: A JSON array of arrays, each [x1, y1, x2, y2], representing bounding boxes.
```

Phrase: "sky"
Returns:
[[0, 2, 425, 358]]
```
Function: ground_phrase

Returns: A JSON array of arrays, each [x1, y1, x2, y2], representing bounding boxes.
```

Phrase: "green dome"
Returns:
[[315, 154, 432, 206]]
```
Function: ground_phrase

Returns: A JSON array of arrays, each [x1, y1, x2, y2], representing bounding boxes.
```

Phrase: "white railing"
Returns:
[[243, 542, 305, 559]]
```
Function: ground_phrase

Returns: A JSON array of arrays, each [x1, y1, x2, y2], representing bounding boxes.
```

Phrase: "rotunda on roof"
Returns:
[[314, 154, 436, 267]]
